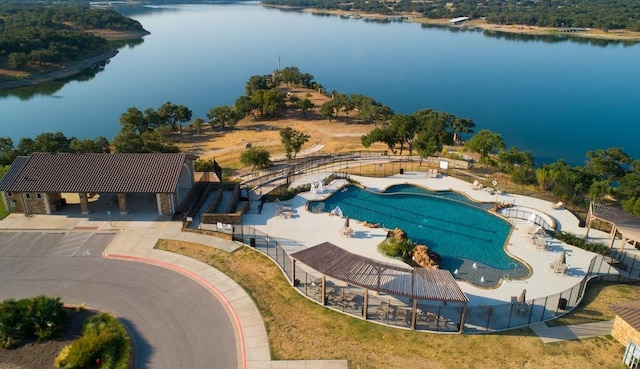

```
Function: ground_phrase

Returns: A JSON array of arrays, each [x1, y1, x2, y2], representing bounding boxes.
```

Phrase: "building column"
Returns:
[[79, 193, 90, 214], [117, 193, 128, 214]]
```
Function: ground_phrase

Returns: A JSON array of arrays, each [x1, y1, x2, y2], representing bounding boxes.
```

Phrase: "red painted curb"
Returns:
[[105, 253, 248, 369]]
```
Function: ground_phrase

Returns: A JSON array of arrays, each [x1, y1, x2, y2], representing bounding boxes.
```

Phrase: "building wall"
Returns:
[[3, 192, 51, 214], [4, 192, 25, 213], [612, 316, 640, 345], [157, 193, 173, 215]]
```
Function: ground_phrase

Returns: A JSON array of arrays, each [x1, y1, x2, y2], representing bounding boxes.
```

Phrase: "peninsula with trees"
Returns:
[[0, 3, 149, 89]]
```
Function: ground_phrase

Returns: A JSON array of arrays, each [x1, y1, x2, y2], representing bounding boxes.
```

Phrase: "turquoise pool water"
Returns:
[[309, 184, 529, 286]]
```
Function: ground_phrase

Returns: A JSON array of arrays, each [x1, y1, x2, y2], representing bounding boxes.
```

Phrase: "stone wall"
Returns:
[[612, 316, 640, 345], [158, 193, 173, 215], [202, 211, 243, 225], [19, 193, 48, 214], [4, 192, 25, 213], [182, 227, 233, 241]]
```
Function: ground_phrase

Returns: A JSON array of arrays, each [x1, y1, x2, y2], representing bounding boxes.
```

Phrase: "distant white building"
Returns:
[[448, 16, 469, 24]]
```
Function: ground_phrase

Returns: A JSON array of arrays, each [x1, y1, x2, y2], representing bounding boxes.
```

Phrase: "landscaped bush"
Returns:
[[56, 313, 131, 369], [549, 230, 609, 255], [377, 237, 415, 260], [0, 295, 65, 348]]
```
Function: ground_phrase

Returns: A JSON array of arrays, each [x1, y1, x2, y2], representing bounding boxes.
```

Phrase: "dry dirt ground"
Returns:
[[0, 309, 94, 369], [174, 87, 389, 172]]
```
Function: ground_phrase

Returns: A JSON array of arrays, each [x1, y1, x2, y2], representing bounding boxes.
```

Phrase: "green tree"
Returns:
[[319, 100, 339, 122], [251, 89, 286, 119], [31, 132, 71, 152], [207, 106, 239, 129], [157, 102, 192, 132], [119, 107, 148, 134], [449, 116, 475, 143], [194, 158, 216, 172], [464, 129, 505, 163], [69, 136, 110, 153], [495, 147, 535, 173], [389, 114, 419, 154], [584, 147, 631, 181], [279, 127, 310, 160], [240, 147, 271, 171], [191, 118, 205, 134], [0, 137, 17, 165], [245, 75, 270, 96], [361, 127, 400, 153], [234, 95, 256, 120], [295, 98, 314, 119]]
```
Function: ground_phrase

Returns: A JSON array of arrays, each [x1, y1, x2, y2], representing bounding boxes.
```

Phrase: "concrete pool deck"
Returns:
[[243, 171, 622, 306]]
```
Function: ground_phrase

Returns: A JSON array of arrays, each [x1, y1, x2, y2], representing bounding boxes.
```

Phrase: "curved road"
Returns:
[[0, 232, 238, 369]]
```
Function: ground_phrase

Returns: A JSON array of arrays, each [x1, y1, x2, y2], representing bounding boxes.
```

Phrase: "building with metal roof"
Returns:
[[0, 152, 197, 215]]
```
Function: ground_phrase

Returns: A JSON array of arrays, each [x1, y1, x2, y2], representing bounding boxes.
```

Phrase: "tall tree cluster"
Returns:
[[0, 4, 146, 72]]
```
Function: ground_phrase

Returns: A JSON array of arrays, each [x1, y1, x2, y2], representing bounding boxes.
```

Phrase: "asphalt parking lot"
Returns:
[[0, 231, 238, 369]]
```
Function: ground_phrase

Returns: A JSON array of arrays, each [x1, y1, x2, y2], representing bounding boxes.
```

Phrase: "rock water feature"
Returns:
[[386, 227, 441, 269]]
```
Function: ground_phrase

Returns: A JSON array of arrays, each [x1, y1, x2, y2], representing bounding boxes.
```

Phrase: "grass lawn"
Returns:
[[156, 240, 632, 369]]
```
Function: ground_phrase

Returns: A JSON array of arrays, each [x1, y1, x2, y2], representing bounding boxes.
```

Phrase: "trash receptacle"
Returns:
[[558, 298, 568, 310], [250, 237, 256, 247], [399, 168, 404, 174]]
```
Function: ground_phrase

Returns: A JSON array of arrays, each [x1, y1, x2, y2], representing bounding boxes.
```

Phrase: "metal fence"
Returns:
[[232, 223, 636, 333], [501, 207, 554, 231]]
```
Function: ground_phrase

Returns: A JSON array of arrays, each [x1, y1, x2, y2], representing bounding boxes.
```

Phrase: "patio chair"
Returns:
[[376, 302, 390, 319], [396, 307, 409, 324], [471, 180, 483, 190], [551, 201, 565, 210], [549, 262, 568, 274], [532, 236, 548, 250]]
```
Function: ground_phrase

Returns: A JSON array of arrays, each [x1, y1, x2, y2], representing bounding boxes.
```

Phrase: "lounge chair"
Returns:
[[471, 180, 483, 190], [551, 201, 565, 210], [396, 308, 409, 325], [532, 236, 548, 250], [525, 225, 542, 235], [549, 262, 568, 274], [376, 302, 390, 319]]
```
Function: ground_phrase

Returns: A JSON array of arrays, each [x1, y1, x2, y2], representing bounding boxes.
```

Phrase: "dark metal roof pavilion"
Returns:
[[0, 152, 192, 194], [291, 242, 468, 303]]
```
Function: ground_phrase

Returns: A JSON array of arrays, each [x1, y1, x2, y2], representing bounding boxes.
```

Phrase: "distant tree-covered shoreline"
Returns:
[[262, 0, 640, 31], [0, 3, 147, 79]]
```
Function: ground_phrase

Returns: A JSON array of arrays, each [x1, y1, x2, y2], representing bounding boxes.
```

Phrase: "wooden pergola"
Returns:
[[290, 242, 469, 332], [586, 202, 640, 251]]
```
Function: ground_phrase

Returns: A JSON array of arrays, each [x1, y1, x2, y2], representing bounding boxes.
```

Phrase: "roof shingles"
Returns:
[[0, 152, 189, 194]]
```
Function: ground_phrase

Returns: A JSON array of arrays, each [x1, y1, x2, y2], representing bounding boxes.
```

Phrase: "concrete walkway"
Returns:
[[530, 320, 614, 343]]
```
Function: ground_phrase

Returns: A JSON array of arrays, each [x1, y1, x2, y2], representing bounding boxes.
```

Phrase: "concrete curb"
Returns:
[[103, 252, 250, 369]]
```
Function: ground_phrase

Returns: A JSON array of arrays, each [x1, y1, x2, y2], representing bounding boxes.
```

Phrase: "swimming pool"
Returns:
[[308, 184, 529, 286]]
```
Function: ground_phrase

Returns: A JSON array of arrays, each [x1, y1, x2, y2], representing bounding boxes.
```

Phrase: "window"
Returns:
[[25, 193, 31, 199], [36, 193, 42, 199], [7, 192, 11, 196]]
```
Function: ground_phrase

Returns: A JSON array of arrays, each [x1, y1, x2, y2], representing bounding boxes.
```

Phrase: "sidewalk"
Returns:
[[530, 320, 614, 343], [0, 213, 348, 369]]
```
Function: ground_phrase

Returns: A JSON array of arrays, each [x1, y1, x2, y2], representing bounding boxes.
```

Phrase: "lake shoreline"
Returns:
[[0, 49, 119, 91], [264, 5, 640, 42], [0, 29, 149, 91]]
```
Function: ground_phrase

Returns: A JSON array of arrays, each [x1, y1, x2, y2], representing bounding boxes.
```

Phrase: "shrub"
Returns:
[[549, 230, 609, 255], [56, 313, 131, 369], [31, 295, 65, 341], [377, 237, 415, 260], [0, 295, 65, 348]]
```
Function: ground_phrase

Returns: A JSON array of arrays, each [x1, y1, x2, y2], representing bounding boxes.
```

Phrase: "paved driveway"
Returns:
[[0, 232, 238, 369]]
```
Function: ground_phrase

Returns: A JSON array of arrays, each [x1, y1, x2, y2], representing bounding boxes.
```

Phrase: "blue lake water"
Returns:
[[1, 3, 639, 165], [308, 184, 528, 286]]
